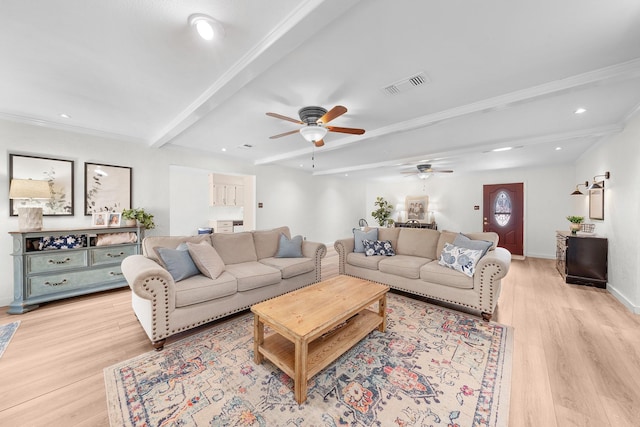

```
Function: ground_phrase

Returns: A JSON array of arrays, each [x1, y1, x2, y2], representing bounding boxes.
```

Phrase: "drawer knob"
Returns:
[[109, 271, 123, 277], [48, 257, 71, 265], [44, 279, 68, 287], [106, 252, 126, 258]]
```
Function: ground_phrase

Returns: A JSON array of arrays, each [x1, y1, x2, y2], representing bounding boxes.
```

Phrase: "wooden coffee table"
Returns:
[[251, 275, 389, 404]]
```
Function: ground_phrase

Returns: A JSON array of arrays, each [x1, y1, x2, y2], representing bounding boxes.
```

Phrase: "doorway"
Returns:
[[483, 183, 524, 256]]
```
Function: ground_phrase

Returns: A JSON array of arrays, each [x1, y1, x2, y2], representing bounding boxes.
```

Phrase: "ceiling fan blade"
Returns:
[[314, 139, 325, 147], [318, 105, 347, 124], [266, 112, 303, 124], [269, 129, 300, 139], [401, 171, 418, 175], [434, 170, 454, 173], [327, 126, 365, 135]]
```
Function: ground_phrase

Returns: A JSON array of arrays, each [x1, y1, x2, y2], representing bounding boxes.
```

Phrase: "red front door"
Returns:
[[483, 183, 524, 256]]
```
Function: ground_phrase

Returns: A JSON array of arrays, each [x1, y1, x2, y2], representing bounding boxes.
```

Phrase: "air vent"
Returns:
[[381, 71, 430, 96]]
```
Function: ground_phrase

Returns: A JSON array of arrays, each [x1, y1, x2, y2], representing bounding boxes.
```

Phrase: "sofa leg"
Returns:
[[481, 312, 492, 322], [152, 339, 166, 351]]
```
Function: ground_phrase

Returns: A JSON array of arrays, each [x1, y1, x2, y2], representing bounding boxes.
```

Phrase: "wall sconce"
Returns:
[[9, 179, 51, 231], [571, 181, 589, 195], [588, 171, 610, 190]]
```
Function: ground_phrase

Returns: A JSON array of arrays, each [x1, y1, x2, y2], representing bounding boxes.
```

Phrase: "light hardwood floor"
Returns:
[[1, 248, 639, 426]]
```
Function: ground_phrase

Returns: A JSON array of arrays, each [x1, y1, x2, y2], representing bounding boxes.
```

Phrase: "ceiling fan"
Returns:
[[402, 163, 454, 177], [266, 105, 365, 147]]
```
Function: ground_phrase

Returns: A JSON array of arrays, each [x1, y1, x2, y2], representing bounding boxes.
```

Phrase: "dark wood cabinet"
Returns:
[[556, 231, 608, 288]]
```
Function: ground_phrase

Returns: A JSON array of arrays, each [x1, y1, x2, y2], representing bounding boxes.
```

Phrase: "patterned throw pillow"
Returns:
[[438, 243, 483, 277], [39, 235, 86, 250], [362, 239, 396, 257]]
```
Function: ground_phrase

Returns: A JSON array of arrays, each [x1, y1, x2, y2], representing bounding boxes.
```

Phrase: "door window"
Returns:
[[494, 191, 512, 227]]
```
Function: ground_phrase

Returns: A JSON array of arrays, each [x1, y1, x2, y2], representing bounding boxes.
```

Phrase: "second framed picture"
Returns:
[[84, 163, 132, 215]]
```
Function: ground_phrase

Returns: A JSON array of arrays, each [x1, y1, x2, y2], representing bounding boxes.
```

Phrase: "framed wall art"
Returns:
[[589, 184, 604, 220], [405, 195, 429, 222], [9, 153, 74, 216], [84, 162, 132, 215]]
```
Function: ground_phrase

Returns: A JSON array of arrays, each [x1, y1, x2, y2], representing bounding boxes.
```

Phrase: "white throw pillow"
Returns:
[[438, 243, 484, 277]]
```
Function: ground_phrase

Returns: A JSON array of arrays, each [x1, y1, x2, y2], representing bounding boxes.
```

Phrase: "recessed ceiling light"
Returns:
[[59, 113, 71, 119], [555, 147, 562, 151], [574, 107, 587, 114], [221, 148, 226, 152], [492, 147, 512, 152], [188, 14, 225, 41]]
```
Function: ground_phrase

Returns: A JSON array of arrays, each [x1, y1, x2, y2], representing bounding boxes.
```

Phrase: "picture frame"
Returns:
[[9, 153, 74, 216], [589, 184, 604, 220], [84, 162, 132, 215], [92, 212, 109, 227], [405, 195, 429, 222], [107, 212, 121, 227]]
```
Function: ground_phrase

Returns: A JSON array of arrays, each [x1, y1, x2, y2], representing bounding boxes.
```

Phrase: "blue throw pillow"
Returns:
[[353, 228, 378, 253], [275, 234, 303, 258], [155, 243, 200, 281], [362, 239, 396, 257], [453, 233, 493, 257]]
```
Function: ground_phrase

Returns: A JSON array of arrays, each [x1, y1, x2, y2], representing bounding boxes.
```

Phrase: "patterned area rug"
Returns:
[[0, 321, 20, 359], [104, 293, 512, 427]]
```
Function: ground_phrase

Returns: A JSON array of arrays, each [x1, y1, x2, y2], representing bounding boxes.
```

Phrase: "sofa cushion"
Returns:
[[420, 261, 474, 289], [379, 255, 431, 279], [353, 228, 378, 253], [363, 239, 396, 256], [396, 228, 440, 259], [253, 226, 290, 259], [275, 234, 303, 258], [154, 243, 200, 281], [174, 271, 237, 308], [224, 261, 281, 291], [453, 233, 493, 257], [377, 227, 400, 250], [436, 230, 458, 259], [186, 241, 225, 279], [346, 252, 383, 270], [438, 243, 484, 277], [260, 257, 315, 279], [212, 232, 258, 264]]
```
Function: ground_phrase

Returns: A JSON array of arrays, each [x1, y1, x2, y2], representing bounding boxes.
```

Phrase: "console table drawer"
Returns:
[[27, 251, 88, 274], [91, 245, 138, 265], [27, 266, 125, 298]]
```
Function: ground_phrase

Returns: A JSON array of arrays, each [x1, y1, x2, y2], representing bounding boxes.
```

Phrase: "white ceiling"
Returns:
[[2, 0, 640, 180]]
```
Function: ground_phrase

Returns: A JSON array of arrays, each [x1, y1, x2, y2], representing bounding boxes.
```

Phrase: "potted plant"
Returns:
[[566, 215, 584, 234], [122, 208, 156, 229], [371, 196, 395, 227]]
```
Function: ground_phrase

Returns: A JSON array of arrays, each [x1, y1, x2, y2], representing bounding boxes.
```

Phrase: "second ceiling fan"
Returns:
[[266, 105, 365, 147]]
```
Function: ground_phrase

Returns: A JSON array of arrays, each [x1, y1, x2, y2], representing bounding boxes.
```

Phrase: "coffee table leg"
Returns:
[[294, 338, 308, 404], [253, 314, 264, 364], [378, 294, 387, 332]]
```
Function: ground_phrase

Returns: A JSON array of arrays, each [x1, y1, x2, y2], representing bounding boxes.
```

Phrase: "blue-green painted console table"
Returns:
[[8, 225, 142, 314]]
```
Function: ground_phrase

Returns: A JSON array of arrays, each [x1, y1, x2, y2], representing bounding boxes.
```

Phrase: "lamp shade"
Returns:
[[9, 179, 50, 199], [299, 125, 327, 143]]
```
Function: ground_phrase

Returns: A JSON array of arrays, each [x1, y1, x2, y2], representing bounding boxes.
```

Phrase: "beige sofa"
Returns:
[[334, 227, 511, 320], [121, 226, 326, 349]]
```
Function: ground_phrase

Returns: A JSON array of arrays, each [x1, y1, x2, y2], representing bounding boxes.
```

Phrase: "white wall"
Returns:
[[364, 165, 575, 258], [575, 112, 640, 313]]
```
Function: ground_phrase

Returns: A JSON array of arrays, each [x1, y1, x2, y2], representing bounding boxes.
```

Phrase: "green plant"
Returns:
[[371, 196, 395, 227], [566, 215, 584, 224], [122, 208, 156, 229]]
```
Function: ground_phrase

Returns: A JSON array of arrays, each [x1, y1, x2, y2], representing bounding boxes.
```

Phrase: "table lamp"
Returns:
[[9, 179, 51, 231]]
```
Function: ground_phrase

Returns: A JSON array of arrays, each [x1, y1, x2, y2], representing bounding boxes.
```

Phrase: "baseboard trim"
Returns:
[[607, 284, 640, 314]]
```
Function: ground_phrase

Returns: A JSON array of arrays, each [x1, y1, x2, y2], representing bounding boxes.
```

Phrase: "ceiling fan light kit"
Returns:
[[299, 125, 327, 143]]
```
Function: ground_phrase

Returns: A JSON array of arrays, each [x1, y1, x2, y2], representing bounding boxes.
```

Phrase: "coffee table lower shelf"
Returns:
[[257, 309, 382, 390]]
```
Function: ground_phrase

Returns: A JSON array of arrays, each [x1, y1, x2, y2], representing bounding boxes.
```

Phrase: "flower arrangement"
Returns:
[[122, 208, 156, 229], [566, 215, 584, 224]]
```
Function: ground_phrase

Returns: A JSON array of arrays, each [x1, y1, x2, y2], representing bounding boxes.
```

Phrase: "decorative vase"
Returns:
[[569, 223, 581, 234], [124, 219, 137, 227]]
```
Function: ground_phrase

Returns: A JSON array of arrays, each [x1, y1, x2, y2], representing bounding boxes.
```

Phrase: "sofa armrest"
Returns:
[[121, 254, 177, 317], [302, 240, 327, 282], [473, 247, 511, 316], [334, 238, 355, 275]]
